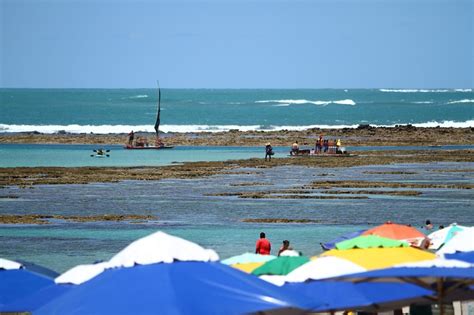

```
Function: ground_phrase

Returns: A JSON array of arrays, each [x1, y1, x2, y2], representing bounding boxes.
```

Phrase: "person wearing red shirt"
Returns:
[[255, 232, 271, 255]]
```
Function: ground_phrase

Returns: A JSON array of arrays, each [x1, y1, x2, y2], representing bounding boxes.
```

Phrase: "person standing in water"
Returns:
[[265, 143, 274, 161], [255, 232, 271, 255], [291, 141, 299, 155]]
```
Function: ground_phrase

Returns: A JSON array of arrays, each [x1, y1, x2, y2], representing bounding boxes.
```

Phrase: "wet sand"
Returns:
[[1, 125, 473, 146]]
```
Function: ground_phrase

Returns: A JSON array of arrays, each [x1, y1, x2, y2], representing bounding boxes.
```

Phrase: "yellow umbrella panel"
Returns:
[[320, 247, 435, 270], [231, 262, 265, 273]]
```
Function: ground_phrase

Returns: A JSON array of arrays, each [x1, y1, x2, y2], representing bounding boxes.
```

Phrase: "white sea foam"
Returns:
[[256, 99, 356, 106], [380, 89, 472, 93], [1, 120, 472, 134], [412, 101, 434, 104], [128, 94, 149, 99], [409, 120, 474, 128], [447, 99, 474, 104]]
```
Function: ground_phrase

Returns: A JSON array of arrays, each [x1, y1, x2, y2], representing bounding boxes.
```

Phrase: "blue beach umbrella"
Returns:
[[35, 261, 318, 315], [336, 265, 474, 315], [285, 281, 433, 312], [3, 283, 71, 313], [320, 229, 366, 250], [0, 259, 60, 311], [445, 251, 474, 264]]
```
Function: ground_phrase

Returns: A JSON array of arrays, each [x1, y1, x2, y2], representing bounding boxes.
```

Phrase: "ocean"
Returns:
[[1, 88, 473, 133]]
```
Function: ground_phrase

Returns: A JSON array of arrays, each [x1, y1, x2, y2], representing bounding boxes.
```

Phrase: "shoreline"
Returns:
[[0, 126, 473, 146]]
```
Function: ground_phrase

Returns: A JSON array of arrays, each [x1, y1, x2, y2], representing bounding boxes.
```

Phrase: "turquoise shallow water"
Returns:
[[0, 143, 472, 167], [1, 161, 473, 272], [1, 89, 473, 133]]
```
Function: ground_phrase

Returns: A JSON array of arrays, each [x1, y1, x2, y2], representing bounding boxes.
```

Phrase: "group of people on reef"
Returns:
[[265, 135, 346, 159], [291, 135, 344, 156], [255, 232, 299, 256], [127, 130, 164, 148]]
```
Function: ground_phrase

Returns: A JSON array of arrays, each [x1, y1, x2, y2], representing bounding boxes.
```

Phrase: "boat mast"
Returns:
[[154, 81, 161, 138]]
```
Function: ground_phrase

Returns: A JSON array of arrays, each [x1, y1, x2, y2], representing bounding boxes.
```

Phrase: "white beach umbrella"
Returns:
[[55, 262, 111, 285], [108, 231, 219, 267], [221, 253, 276, 265], [0, 258, 22, 270], [285, 256, 367, 283], [428, 224, 468, 250], [259, 275, 288, 287], [55, 231, 219, 285], [258, 257, 367, 287], [437, 227, 474, 256]]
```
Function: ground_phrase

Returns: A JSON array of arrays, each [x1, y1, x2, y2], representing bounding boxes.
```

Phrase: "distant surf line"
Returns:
[[256, 99, 356, 106], [379, 89, 472, 93], [1, 120, 473, 134]]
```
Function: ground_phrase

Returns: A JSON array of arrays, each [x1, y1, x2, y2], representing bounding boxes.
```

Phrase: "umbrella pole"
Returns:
[[437, 279, 444, 315]]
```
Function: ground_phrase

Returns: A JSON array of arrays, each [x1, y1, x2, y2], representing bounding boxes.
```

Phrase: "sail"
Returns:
[[154, 84, 161, 136]]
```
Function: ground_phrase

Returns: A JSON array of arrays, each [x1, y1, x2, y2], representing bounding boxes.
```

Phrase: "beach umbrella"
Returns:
[[55, 231, 219, 285], [252, 256, 310, 276], [35, 261, 318, 315], [3, 283, 71, 313], [0, 258, 62, 311], [335, 262, 474, 315], [396, 258, 472, 268], [285, 256, 367, 283], [55, 262, 112, 285], [231, 262, 265, 273], [0, 258, 23, 270], [321, 247, 435, 269], [445, 251, 474, 264], [108, 231, 219, 266], [335, 235, 409, 250], [428, 223, 467, 250], [259, 275, 290, 286], [437, 227, 474, 256], [221, 252, 276, 265], [363, 221, 427, 247], [320, 229, 366, 250], [260, 256, 367, 287], [336, 263, 474, 315], [284, 281, 434, 312]]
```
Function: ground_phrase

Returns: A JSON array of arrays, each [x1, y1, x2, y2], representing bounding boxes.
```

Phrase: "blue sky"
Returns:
[[1, 0, 472, 88]]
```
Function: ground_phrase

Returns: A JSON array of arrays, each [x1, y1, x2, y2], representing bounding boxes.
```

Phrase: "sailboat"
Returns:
[[124, 83, 174, 150]]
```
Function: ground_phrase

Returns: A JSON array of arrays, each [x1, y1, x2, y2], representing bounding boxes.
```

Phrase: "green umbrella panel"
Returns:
[[335, 235, 409, 250], [252, 256, 310, 276]]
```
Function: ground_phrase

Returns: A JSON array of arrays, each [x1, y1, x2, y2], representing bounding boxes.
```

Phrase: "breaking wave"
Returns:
[[1, 120, 472, 134], [128, 94, 149, 99], [380, 89, 472, 93], [256, 99, 356, 106], [412, 101, 434, 104], [447, 99, 474, 104]]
